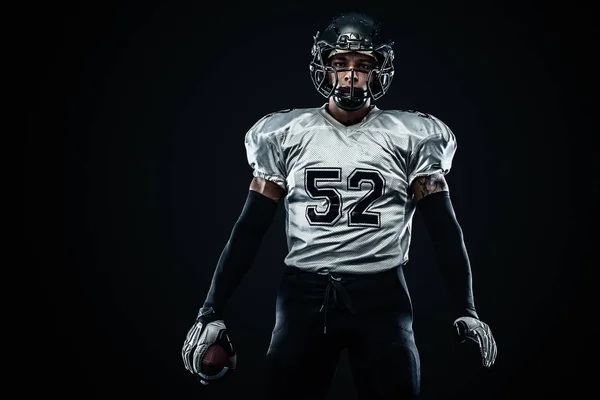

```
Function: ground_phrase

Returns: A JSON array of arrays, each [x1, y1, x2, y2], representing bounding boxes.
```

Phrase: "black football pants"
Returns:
[[262, 264, 420, 399]]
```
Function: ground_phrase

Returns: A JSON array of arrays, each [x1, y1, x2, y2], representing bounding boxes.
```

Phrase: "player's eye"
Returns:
[[359, 64, 373, 70]]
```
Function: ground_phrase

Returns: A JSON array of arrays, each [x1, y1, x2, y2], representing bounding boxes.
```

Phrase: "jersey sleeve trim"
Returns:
[[244, 116, 288, 192], [407, 133, 454, 186], [251, 170, 287, 191]]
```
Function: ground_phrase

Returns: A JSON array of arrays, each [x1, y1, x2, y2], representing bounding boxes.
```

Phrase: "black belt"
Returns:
[[318, 273, 358, 334]]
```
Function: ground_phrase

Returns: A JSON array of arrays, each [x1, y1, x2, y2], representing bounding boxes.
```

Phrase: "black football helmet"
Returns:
[[309, 12, 395, 111]]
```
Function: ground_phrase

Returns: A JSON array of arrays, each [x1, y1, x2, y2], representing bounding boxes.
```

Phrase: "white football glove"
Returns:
[[181, 307, 237, 385], [454, 316, 497, 368]]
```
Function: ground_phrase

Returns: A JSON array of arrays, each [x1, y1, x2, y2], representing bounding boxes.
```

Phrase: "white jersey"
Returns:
[[244, 104, 457, 275]]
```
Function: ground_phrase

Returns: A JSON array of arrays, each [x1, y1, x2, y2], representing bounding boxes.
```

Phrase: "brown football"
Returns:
[[201, 344, 230, 376]]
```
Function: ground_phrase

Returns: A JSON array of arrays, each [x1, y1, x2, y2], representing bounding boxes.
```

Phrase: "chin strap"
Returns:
[[332, 87, 369, 111], [333, 95, 367, 111]]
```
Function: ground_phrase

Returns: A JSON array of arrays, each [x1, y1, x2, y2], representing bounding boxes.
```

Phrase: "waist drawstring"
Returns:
[[318, 274, 357, 334]]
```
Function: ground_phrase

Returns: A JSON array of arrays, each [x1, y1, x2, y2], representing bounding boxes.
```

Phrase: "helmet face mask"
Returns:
[[309, 12, 395, 111]]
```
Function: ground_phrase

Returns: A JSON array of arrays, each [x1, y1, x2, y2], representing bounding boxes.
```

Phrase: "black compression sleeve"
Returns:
[[203, 190, 279, 314], [416, 191, 479, 320]]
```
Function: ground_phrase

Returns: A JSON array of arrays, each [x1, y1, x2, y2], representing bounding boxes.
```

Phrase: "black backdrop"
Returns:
[[28, 0, 595, 399]]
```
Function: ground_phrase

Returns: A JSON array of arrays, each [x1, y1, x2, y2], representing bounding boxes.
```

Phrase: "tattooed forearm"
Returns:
[[412, 173, 448, 200]]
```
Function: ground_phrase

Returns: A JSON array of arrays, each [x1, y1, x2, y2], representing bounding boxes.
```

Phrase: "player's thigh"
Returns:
[[262, 281, 342, 398], [347, 313, 421, 399]]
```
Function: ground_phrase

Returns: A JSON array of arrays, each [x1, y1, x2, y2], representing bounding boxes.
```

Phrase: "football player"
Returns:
[[182, 11, 497, 399]]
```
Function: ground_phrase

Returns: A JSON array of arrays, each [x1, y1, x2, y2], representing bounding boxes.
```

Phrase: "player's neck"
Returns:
[[327, 97, 372, 126]]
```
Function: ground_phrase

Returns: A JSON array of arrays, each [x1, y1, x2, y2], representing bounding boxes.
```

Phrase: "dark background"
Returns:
[[28, 0, 595, 399]]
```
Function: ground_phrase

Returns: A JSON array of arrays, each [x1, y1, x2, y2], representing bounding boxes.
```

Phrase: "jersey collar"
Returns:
[[317, 103, 382, 131]]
